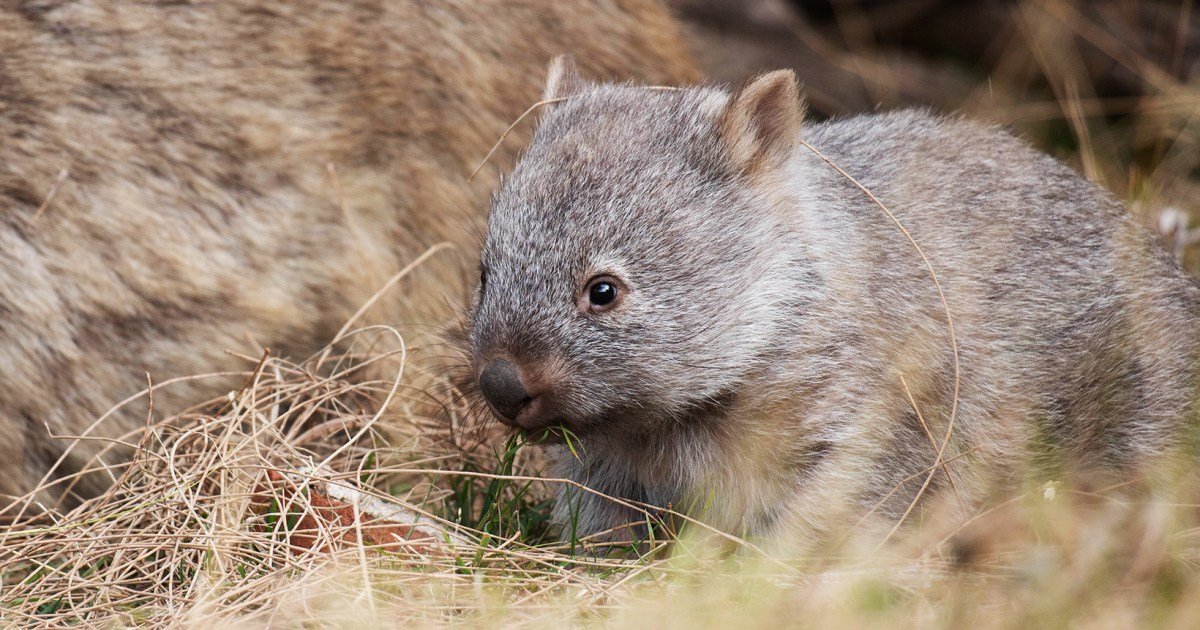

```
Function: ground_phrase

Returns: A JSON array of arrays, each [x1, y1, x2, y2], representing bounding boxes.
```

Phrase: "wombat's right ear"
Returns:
[[543, 54, 586, 101], [720, 70, 805, 175]]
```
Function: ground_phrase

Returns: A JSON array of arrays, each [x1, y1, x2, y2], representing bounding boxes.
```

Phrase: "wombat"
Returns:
[[465, 58, 1200, 550], [0, 2, 696, 505]]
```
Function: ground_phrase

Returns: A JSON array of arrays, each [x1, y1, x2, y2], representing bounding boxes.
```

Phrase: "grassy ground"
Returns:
[[3, 326, 1200, 628], [3, 0, 1200, 626]]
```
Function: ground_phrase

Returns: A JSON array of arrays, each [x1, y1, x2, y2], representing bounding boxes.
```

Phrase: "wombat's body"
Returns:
[[467, 63, 1200, 550], [0, 2, 696, 502]]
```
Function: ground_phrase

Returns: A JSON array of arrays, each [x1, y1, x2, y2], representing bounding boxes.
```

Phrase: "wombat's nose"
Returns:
[[478, 359, 532, 421]]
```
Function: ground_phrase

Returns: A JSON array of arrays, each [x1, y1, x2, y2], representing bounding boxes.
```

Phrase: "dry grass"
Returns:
[[0, 323, 589, 626], [4, 315, 1200, 628]]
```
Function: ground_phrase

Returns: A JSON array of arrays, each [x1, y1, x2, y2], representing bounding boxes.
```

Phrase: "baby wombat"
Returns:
[[466, 57, 1200, 549]]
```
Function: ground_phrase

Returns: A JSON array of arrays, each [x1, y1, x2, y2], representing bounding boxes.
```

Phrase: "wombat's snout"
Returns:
[[478, 359, 537, 426]]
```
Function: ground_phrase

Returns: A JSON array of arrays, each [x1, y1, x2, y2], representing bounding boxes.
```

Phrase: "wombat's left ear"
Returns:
[[720, 70, 805, 174], [543, 54, 587, 101]]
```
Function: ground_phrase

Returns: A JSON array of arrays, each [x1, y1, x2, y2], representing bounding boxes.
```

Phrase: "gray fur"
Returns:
[[466, 67, 1200, 549]]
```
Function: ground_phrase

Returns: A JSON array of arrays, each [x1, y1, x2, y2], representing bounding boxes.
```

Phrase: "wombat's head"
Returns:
[[466, 57, 808, 441]]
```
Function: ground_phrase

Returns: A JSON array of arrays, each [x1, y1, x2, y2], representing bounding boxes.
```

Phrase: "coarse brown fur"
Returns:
[[0, 1, 698, 505], [464, 60, 1200, 552]]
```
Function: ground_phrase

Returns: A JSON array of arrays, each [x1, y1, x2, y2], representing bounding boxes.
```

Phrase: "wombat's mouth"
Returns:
[[514, 422, 579, 446]]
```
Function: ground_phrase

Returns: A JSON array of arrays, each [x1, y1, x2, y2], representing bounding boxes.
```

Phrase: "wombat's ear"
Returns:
[[543, 54, 586, 101], [720, 70, 805, 174]]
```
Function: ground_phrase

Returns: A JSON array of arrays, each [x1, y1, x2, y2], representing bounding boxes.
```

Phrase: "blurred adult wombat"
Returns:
[[465, 59, 1200, 550], [0, 2, 696, 504]]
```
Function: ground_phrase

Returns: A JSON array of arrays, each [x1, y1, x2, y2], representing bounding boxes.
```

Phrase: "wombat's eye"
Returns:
[[581, 275, 623, 313], [479, 266, 488, 291]]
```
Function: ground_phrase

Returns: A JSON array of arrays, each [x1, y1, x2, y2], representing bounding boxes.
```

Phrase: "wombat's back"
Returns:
[[0, 1, 697, 502], [802, 110, 1200, 493]]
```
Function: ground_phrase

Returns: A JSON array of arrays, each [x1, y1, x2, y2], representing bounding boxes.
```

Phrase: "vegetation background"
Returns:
[[3, 0, 1199, 627]]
